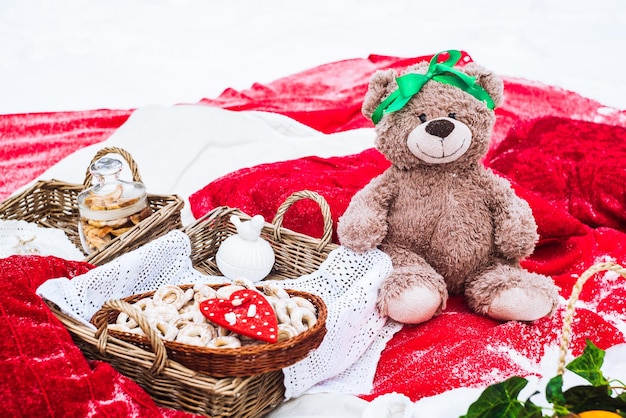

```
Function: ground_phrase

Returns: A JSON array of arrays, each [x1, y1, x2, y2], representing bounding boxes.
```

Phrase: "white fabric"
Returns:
[[36, 230, 402, 399], [0, 219, 84, 260], [36, 230, 217, 327], [264, 245, 401, 398], [19, 105, 375, 226], [268, 392, 416, 418]]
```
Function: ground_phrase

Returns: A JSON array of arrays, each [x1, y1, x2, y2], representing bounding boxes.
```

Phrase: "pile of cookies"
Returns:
[[108, 280, 318, 348]]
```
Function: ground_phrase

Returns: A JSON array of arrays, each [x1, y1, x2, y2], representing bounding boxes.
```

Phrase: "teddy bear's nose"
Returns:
[[425, 119, 455, 139]]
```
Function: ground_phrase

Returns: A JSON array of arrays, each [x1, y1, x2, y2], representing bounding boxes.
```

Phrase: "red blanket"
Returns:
[[2, 53, 626, 415], [0, 110, 132, 201], [0, 256, 192, 417]]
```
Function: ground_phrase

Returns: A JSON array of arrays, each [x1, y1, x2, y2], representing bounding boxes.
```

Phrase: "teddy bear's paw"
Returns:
[[385, 286, 442, 324], [487, 287, 553, 322], [337, 219, 384, 254]]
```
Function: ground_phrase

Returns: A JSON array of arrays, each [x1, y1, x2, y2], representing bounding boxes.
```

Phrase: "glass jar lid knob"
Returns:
[[90, 157, 122, 178]]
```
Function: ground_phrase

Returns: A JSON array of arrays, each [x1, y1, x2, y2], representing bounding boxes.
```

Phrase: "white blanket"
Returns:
[[22, 105, 374, 226]]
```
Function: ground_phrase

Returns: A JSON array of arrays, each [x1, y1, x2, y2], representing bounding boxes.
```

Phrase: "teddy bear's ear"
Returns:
[[361, 69, 398, 121], [462, 63, 504, 109]]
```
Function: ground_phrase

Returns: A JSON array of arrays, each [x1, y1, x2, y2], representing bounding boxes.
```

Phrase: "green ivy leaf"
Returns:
[[516, 397, 545, 418], [566, 340, 609, 387], [461, 376, 529, 418], [546, 374, 566, 407], [563, 384, 626, 413]]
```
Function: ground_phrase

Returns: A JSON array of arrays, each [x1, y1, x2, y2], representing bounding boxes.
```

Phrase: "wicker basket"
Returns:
[[185, 189, 338, 279], [47, 190, 338, 418], [0, 147, 184, 265], [91, 284, 328, 377], [48, 301, 286, 418]]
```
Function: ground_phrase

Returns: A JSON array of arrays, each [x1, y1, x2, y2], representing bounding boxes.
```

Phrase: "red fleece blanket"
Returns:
[[0, 256, 192, 417], [2, 53, 626, 415]]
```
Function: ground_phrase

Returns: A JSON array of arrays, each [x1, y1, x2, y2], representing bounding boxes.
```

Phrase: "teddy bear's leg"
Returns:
[[465, 263, 559, 322], [378, 247, 448, 324]]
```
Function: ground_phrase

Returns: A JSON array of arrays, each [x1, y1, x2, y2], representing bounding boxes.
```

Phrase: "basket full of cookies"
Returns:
[[91, 281, 328, 377]]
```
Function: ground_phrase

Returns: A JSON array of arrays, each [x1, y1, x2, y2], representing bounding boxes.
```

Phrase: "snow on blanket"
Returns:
[[2, 52, 626, 416]]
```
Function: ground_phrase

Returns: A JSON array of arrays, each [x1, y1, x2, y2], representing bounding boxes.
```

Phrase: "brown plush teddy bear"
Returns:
[[337, 50, 559, 325]]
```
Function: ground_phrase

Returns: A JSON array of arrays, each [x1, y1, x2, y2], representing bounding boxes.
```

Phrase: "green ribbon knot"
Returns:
[[371, 50, 495, 125]]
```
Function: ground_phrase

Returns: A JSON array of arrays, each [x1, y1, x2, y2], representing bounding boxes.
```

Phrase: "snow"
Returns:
[[0, 0, 625, 115]]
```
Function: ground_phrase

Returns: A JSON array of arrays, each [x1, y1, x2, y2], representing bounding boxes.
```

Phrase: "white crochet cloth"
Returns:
[[36, 230, 402, 399], [36, 230, 221, 327]]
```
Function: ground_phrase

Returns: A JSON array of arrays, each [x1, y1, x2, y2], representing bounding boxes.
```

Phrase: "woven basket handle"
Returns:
[[83, 146, 143, 187], [272, 190, 333, 252], [557, 261, 626, 375], [94, 299, 168, 375]]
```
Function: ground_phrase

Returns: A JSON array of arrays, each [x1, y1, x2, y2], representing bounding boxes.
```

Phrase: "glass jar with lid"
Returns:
[[77, 156, 152, 254]]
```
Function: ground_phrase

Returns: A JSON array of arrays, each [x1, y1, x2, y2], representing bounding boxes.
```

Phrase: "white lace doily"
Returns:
[[36, 230, 402, 400], [0, 219, 84, 260], [264, 247, 402, 398], [36, 230, 222, 327]]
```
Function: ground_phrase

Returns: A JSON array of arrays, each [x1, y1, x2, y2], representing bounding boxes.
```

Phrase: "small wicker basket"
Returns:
[[184, 190, 337, 279], [47, 190, 338, 418], [0, 147, 184, 266]]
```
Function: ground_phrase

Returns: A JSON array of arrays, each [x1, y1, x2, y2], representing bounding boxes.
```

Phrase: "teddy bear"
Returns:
[[337, 50, 559, 325]]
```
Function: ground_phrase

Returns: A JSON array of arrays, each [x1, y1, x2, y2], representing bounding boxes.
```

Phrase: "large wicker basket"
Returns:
[[47, 190, 338, 418], [91, 284, 328, 377], [0, 146, 184, 265]]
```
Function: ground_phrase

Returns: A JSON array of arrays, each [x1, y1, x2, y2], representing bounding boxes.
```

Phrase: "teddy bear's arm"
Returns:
[[489, 175, 539, 261], [337, 172, 397, 254]]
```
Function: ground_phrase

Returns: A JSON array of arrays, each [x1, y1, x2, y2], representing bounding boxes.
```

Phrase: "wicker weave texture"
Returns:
[[0, 146, 184, 265], [51, 303, 285, 418], [185, 190, 338, 279], [42, 190, 336, 417]]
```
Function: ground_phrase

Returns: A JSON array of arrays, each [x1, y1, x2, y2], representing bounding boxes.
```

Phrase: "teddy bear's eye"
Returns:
[[418, 113, 427, 123], [448, 113, 457, 119]]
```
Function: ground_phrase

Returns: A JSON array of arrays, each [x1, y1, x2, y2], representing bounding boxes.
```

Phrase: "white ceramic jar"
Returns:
[[216, 214, 276, 282]]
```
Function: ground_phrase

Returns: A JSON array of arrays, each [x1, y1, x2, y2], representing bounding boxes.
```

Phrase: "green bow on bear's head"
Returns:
[[371, 50, 496, 125]]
